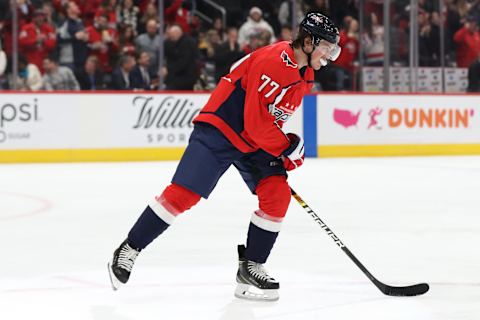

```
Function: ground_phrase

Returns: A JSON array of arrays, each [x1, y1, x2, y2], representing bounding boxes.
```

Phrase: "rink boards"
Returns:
[[0, 92, 479, 162]]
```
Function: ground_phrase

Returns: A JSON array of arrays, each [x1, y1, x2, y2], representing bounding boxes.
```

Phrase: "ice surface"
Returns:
[[1, 156, 479, 320]]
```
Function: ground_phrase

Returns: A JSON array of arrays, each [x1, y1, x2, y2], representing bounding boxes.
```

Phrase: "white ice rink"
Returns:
[[1, 156, 479, 320]]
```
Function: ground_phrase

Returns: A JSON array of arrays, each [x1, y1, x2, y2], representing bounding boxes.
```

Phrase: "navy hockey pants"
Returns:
[[172, 123, 287, 198]]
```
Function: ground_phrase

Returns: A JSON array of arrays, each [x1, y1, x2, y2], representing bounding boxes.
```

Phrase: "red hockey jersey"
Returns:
[[194, 41, 314, 157]]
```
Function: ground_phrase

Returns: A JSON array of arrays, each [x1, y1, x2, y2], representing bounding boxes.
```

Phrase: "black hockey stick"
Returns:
[[291, 188, 429, 297]]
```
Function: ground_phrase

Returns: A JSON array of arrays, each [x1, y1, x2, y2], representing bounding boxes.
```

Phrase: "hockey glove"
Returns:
[[281, 133, 305, 171]]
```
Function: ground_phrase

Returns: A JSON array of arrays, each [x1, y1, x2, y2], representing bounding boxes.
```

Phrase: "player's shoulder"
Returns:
[[252, 42, 302, 84]]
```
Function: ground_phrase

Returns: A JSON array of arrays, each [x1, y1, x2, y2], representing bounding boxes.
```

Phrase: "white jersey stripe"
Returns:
[[230, 53, 251, 73]]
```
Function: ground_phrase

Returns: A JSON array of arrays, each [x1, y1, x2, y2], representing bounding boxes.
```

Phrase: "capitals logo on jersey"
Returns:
[[269, 102, 296, 123], [281, 50, 298, 68]]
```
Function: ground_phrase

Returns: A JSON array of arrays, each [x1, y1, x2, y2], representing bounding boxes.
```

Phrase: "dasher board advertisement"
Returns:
[[0, 93, 208, 149], [316, 94, 480, 156], [0, 92, 303, 162]]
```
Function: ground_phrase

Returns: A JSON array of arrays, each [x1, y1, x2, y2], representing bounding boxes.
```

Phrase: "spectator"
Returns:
[[138, 0, 154, 12], [197, 29, 221, 90], [189, 15, 202, 38], [455, 0, 473, 19], [258, 29, 273, 47], [52, 0, 101, 27], [0, 0, 34, 56], [238, 7, 275, 47], [467, 56, 480, 92], [118, 24, 137, 56], [130, 51, 152, 90], [9, 55, 43, 91], [242, 31, 263, 55], [389, 14, 409, 66], [212, 17, 226, 41], [164, 0, 182, 27], [419, 11, 440, 66], [199, 29, 221, 61], [137, 2, 158, 35], [19, 9, 56, 73], [84, 0, 104, 27], [362, 12, 384, 66], [453, 16, 480, 68], [334, 17, 359, 90], [74, 55, 105, 90], [117, 0, 140, 31], [111, 54, 135, 90], [97, 0, 118, 29], [164, 24, 198, 90], [56, 1, 88, 71], [243, 0, 281, 34], [40, 2, 58, 27], [364, 0, 383, 24], [213, 27, 244, 83], [164, 0, 196, 34], [16, 0, 35, 26], [276, 25, 292, 42], [42, 55, 80, 90], [278, 0, 307, 28], [86, 13, 118, 73], [135, 19, 160, 76], [445, 0, 463, 63]]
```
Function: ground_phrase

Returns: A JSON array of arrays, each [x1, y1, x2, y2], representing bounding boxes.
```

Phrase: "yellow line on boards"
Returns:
[[2, 144, 480, 163], [318, 144, 480, 157], [0, 148, 186, 163]]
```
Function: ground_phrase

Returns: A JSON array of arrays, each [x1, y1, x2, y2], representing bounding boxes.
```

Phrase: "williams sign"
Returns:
[[132, 95, 203, 145]]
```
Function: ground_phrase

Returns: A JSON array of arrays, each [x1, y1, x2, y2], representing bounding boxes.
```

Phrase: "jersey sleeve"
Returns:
[[242, 58, 292, 157], [19, 26, 36, 48], [453, 27, 468, 43]]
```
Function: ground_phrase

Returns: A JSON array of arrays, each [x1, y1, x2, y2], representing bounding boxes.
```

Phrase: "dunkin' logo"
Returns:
[[333, 109, 361, 128], [388, 108, 474, 128], [368, 107, 382, 129], [333, 106, 475, 130]]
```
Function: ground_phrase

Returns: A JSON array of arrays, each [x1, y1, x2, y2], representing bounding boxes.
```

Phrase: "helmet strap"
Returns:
[[301, 43, 313, 68]]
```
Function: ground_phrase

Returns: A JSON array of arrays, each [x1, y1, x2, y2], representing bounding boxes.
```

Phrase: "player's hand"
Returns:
[[281, 133, 305, 171]]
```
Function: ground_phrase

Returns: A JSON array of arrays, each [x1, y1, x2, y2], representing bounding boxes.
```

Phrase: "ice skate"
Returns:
[[108, 239, 140, 290], [234, 245, 280, 301]]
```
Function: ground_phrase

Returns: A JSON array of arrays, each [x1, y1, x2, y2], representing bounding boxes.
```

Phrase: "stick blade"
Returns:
[[379, 282, 429, 297]]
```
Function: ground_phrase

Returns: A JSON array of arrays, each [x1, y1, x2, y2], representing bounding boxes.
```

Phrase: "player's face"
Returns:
[[310, 40, 341, 70]]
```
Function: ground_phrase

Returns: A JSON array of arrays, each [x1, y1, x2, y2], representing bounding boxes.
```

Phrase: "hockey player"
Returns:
[[108, 12, 341, 301]]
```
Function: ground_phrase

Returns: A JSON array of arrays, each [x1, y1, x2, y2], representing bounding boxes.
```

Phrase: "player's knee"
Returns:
[[256, 175, 291, 218], [158, 183, 201, 215]]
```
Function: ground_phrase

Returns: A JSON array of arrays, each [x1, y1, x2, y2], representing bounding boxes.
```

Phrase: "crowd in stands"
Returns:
[[0, 0, 479, 92]]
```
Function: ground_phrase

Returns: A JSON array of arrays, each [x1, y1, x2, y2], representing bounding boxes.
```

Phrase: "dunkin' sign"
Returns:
[[318, 95, 480, 145], [332, 107, 474, 130], [388, 108, 474, 128]]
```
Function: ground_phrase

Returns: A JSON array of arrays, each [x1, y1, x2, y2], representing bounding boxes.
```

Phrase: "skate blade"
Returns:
[[107, 260, 122, 291], [234, 283, 279, 302]]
